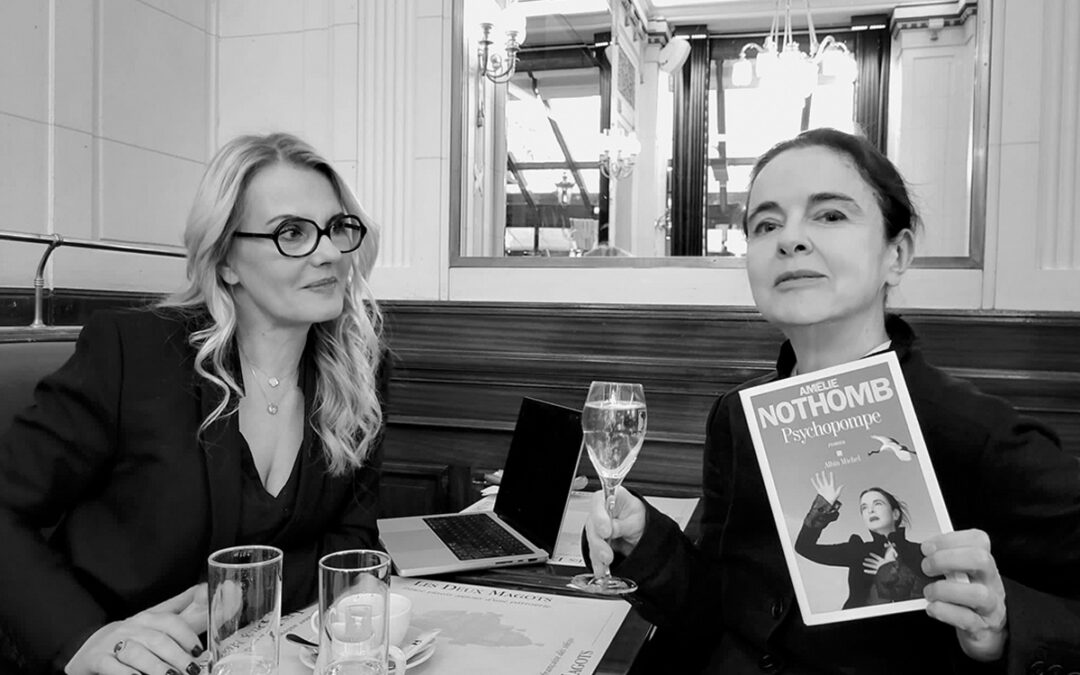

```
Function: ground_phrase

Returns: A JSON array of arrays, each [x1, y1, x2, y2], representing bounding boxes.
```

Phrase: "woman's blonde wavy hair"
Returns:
[[160, 132, 383, 475]]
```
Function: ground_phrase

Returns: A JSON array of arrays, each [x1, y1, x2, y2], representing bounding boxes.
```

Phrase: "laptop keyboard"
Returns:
[[423, 513, 534, 561]]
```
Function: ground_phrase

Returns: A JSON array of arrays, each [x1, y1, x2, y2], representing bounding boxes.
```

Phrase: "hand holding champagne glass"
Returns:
[[572, 381, 647, 595]]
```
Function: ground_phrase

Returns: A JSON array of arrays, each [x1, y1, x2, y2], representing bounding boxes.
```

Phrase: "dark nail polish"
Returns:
[[187, 663, 201, 675], [168, 669, 181, 675], [190, 645, 204, 658]]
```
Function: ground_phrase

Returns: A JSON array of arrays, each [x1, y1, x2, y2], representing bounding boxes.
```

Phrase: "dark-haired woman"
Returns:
[[583, 128, 1080, 673], [794, 472, 932, 609]]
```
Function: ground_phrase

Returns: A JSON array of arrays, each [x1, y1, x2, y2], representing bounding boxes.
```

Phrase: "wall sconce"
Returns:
[[599, 128, 641, 179], [477, 0, 527, 84], [730, 0, 857, 97]]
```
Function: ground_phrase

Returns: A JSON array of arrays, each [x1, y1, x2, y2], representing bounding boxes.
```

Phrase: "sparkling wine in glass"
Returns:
[[571, 381, 647, 595]]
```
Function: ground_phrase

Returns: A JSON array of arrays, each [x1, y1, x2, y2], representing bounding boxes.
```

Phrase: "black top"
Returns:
[[236, 431, 302, 544], [607, 315, 1080, 674], [230, 352, 307, 545]]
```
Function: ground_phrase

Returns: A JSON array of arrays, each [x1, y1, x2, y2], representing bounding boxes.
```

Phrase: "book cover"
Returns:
[[739, 351, 954, 625]]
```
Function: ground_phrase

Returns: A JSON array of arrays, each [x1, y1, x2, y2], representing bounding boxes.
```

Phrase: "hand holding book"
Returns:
[[921, 530, 1008, 662]]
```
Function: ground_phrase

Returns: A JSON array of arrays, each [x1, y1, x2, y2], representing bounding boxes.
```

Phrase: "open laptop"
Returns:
[[379, 397, 584, 577]]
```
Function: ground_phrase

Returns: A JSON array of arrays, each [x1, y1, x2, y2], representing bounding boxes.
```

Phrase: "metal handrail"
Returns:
[[0, 230, 185, 328]]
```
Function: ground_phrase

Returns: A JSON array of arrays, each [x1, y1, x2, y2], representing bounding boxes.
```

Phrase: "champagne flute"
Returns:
[[571, 381, 647, 595]]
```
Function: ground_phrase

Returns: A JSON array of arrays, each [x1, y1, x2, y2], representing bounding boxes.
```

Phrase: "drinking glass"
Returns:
[[571, 381, 647, 595], [317, 550, 405, 675], [207, 545, 283, 675]]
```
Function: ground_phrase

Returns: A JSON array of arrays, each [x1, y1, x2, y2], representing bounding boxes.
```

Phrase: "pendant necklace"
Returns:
[[239, 349, 296, 415]]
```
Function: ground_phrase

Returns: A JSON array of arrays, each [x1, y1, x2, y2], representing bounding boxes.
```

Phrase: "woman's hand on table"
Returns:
[[584, 486, 646, 578], [65, 583, 208, 675], [921, 529, 1008, 662]]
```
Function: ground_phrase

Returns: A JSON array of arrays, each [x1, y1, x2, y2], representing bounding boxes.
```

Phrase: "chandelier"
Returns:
[[599, 128, 641, 180], [476, 0, 527, 84], [731, 0, 857, 98]]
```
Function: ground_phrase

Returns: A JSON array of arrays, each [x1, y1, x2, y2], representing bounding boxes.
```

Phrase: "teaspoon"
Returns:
[[285, 633, 318, 649]]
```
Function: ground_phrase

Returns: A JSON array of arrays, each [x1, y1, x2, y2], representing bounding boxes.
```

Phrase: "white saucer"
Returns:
[[296, 627, 436, 672], [297, 646, 317, 670]]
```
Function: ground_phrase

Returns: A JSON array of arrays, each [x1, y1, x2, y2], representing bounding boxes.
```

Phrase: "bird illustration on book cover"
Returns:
[[868, 435, 916, 462]]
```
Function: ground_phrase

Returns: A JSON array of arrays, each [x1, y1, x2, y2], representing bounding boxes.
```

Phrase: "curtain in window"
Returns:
[[853, 28, 891, 151], [671, 37, 710, 256]]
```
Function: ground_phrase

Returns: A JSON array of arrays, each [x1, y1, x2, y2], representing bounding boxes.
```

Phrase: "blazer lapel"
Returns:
[[198, 374, 243, 554]]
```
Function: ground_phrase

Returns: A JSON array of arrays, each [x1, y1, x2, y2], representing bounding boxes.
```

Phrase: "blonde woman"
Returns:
[[0, 133, 387, 675]]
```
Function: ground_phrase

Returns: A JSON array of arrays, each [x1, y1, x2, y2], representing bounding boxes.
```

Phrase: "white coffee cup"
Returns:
[[313, 592, 412, 647]]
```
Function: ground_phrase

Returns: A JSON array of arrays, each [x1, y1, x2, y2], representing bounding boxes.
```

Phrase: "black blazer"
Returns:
[[611, 316, 1080, 674], [0, 308, 384, 672]]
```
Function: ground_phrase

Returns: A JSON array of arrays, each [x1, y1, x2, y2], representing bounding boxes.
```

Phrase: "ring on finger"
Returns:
[[113, 639, 126, 655]]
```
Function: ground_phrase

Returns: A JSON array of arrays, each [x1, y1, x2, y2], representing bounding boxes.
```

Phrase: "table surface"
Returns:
[[279, 562, 653, 675]]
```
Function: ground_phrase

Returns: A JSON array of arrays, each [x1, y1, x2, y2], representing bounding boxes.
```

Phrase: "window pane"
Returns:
[[506, 98, 563, 162], [503, 65, 602, 257], [694, 48, 858, 258]]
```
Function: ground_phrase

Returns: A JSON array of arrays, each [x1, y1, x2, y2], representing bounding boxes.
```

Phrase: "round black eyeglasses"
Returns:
[[233, 214, 367, 258]]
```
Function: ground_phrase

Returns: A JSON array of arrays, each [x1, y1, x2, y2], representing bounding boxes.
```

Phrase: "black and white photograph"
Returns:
[[1, 1, 1078, 674]]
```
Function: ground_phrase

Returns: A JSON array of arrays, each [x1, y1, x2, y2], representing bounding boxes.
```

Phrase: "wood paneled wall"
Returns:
[[381, 302, 1080, 497], [3, 290, 1078, 498]]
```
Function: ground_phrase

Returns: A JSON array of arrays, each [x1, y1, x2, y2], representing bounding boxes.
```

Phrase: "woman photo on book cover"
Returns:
[[795, 471, 932, 610], [581, 127, 1080, 673]]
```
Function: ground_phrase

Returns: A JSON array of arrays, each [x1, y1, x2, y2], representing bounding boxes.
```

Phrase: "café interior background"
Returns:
[[1, 0, 1077, 311]]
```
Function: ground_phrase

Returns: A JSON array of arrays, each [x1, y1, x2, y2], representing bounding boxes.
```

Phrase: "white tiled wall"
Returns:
[[53, 128, 95, 240], [217, 31, 313, 141], [215, 0, 451, 300], [0, 2, 50, 124], [0, 115, 49, 278], [54, 0, 96, 133], [98, 138, 206, 246], [0, 0, 205, 293], [100, 0, 208, 161]]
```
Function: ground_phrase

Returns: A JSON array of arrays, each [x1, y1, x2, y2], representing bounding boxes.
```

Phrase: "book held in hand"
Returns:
[[739, 351, 954, 625]]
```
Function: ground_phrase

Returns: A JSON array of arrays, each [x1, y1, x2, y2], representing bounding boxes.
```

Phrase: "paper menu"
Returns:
[[392, 576, 631, 675]]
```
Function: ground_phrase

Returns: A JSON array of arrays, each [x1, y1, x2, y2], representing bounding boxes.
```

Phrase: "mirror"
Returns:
[[453, 0, 988, 266]]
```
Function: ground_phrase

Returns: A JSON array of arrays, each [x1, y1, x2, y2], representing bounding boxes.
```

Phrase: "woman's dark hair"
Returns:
[[741, 128, 920, 241], [860, 487, 911, 529]]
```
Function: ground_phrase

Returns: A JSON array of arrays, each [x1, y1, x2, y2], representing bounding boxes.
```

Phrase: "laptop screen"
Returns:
[[494, 398, 584, 553]]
